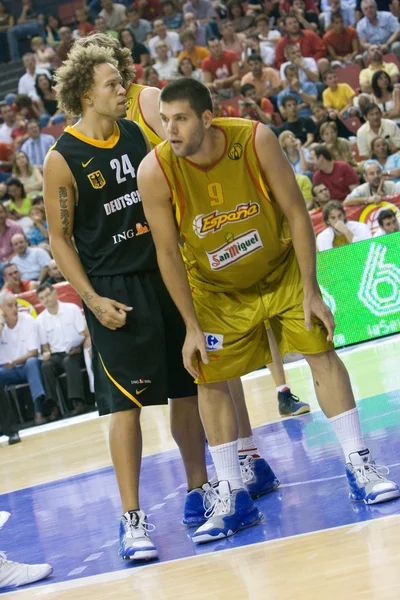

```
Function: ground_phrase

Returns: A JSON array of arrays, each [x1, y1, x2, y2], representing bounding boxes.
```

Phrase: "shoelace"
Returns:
[[0, 551, 19, 568], [204, 492, 231, 520], [354, 462, 390, 484], [240, 457, 254, 484], [203, 485, 219, 512], [126, 517, 156, 538]]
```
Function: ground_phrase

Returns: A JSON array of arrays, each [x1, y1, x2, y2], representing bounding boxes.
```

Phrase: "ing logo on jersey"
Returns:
[[88, 170, 106, 189], [126, 96, 133, 109], [193, 202, 260, 238], [228, 143, 243, 160]]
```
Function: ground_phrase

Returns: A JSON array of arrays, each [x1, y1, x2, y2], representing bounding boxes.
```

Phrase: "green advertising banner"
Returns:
[[316, 232, 400, 348]]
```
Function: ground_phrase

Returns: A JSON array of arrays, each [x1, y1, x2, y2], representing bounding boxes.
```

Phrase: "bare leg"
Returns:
[[266, 328, 286, 387], [169, 396, 208, 490], [304, 350, 356, 418], [228, 378, 252, 438], [198, 381, 238, 446], [109, 408, 142, 513]]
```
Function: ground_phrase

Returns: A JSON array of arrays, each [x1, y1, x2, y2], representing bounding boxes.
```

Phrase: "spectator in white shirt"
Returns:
[[21, 120, 55, 168], [280, 44, 319, 84], [17, 53, 50, 103], [344, 160, 400, 205], [0, 292, 46, 424], [10, 233, 51, 282], [317, 200, 372, 250], [0, 103, 15, 145], [243, 33, 275, 67], [153, 40, 179, 80], [99, 0, 126, 31], [357, 103, 400, 159], [148, 19, 182, 58], [37, 282, 90, 417]]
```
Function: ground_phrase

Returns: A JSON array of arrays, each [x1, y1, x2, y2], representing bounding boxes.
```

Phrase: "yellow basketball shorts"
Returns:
[[192, 255, 334, 384]]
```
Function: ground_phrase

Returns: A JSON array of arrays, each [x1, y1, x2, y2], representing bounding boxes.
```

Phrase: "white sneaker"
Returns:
[[346, 449, 400, 504], [0, 553, 53, 589], [119, 510, 158, 561]]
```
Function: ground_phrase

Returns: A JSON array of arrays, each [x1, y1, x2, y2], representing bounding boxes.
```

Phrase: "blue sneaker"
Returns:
[[182, 483, 216, 527], [119, 510, 158, 561], [240, 456, 280, 499], [191, 481, 263, 544], [346, 449, 400, 505], [278, 388, 310, 416]]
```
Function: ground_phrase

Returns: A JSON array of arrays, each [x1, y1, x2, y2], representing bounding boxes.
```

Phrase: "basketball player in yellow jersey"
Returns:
[[138, 79, 400, 544]]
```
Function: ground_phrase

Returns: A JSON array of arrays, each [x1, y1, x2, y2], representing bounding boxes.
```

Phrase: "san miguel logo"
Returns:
[[207, 229, 263, 271], [193, 202, 260, 238], [228, 143, 243, 160]]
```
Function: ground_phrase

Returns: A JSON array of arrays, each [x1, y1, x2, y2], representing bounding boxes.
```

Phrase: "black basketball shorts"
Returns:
[[84, 270, 197, 415]]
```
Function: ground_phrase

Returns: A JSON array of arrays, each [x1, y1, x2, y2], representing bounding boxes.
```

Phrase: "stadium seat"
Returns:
[[336, 64, 361, 90], [41, 123, 65, 139], [383, 52, 400, 69], [342, 116, 362, 134]]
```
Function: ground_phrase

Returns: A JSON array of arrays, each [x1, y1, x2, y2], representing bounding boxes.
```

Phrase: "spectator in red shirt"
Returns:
[[202, 37, 240, 97], [134, 0, 161, 21], [0, 142, 13, 180], [240, 83, 274, 124], [323, 13, 361, 66], [0, 204, 23, 265], [311, 144, 359, 201], [1, 263, 38, 293], [275, 15, 328, 72], [75, 7, 95, 38], [210, 87, 239, 117]]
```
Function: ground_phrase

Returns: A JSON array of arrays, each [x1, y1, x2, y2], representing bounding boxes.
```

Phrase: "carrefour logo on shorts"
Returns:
[[193, 203, 260, 238], [207, 229, 263, 270], [204, 333, 224, 351]]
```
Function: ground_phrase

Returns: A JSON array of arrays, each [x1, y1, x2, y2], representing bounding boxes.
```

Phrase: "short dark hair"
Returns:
[[160, 79, 212, 118], [378, 208, 397, 227], [126, 6, 138, 13], [15, 94, 33, 109], [207, 36, 220, 45], [281, 94, 298, 108], [247, 54, 262, 64], [331, 11, 343, 21], [240, 83, 256, 96], [314, 144, 332, 161], [2, 262, 15, 276], [36, 281, 54, 297], [284, 63, 298, 77], [322, 68, 336, 82], [312, 183, 327, 197], [27, 118, 40, 128], [362, 102, 381, 117], [323, 200, 346, 225]]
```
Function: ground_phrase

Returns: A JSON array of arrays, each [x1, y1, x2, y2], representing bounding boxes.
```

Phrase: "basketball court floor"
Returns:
[[1, 335, 400, 599]]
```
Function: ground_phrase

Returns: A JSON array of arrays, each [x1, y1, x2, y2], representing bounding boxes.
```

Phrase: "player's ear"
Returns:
[[81, 90, 93, 108], [202, 109, 213, 129]]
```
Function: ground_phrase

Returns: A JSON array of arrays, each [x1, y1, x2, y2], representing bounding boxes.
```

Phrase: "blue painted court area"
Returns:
[[2, 390, 400, 591]]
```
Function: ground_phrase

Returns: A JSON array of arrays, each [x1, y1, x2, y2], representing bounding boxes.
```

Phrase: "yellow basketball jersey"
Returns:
[[126, 84, 162, 148], [155, 118, 294, 291]]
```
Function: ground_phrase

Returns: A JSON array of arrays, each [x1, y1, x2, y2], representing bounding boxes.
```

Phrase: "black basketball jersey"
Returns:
[[52, 119, 158, 277]]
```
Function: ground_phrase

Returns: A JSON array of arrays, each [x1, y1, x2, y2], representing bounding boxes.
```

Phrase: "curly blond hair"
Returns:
[[73, 33, 134, 91], [54, 44, 121, 115]]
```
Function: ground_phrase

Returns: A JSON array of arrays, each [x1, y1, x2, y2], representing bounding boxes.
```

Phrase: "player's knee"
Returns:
[[304, 349, 337, 372]]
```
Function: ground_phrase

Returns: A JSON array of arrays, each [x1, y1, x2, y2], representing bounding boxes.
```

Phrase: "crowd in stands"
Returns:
[[1, 0, 400, 436]]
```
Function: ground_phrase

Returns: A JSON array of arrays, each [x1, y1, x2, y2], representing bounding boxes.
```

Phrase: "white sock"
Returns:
[[329, 407, 367, 462], [238, 435, 260, 458], [209, 440, 244, 490], [276, 384, 289, 392]]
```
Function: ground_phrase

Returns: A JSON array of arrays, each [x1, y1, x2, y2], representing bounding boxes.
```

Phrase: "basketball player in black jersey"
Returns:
[[42, 43, 210, 561]]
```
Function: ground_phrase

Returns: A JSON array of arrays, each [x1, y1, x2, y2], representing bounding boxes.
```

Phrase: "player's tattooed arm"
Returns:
[[58, 186, 70, 235]]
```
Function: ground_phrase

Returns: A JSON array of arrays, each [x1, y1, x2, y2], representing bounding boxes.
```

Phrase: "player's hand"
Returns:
[[332, 220, 348, 234], [90, 296, 133, 330], [303, 291, 335, 342], [182, 327, 209, 379]]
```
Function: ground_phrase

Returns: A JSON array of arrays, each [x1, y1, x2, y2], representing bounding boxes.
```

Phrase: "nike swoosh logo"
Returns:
[[136, 388, 147, 395], [82, 157, 94, 168]]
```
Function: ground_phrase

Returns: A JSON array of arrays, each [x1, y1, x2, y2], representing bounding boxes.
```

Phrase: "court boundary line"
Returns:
[[2, 332, 399, 444], [7, 511, 400, 597]]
